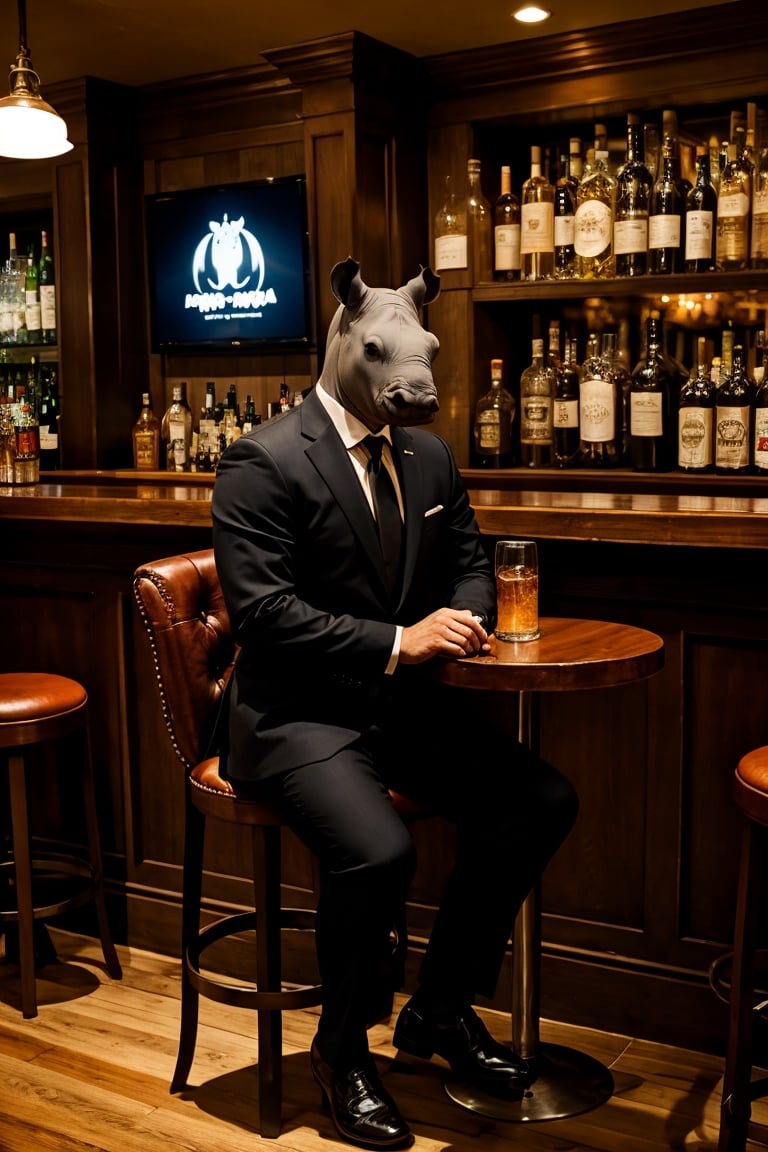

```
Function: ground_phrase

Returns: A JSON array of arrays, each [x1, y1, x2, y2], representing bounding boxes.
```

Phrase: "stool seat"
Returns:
[[0, 671, 122, 1018]]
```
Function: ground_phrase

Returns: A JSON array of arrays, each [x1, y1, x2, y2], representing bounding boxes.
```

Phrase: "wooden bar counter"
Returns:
[[2, 468, 766, 1058]]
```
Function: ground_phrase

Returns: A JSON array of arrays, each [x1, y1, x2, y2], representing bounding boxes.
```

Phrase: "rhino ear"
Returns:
[[329, 258, 366, 308], [401, 265, 441, 309]]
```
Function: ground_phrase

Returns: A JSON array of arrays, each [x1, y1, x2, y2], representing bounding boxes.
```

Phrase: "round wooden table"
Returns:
[[432, 616, 665, 1123]]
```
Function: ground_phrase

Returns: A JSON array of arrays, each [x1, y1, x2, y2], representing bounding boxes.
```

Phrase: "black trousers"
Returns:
[[251, 687, 578, 1068]]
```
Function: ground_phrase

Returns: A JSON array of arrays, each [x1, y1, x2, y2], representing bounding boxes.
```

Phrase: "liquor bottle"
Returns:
[[552, 152, 575, 279], [630, 314, 675, 472], [519, 336, 554, 466], [466, 158, 493, 284], [0, 391, 16, 483], [38, 230, 56, 345], [678, 337, 714, 473], [198, 381, 217, 464], [568, 138, 583, 189], [602, 331, 632, 466], [721, 325, 735, 379], [684, 152, 717, 273], [223, 382, 242, 445], [473, 357, 515, 467], [662, 109, 692, 198], [754, 343, 768, 474], [750, 144, 768, 269], [552, 330, 581, 467], [241, 394, 258, 434], [614, 113, 653, 278], [715, 344, 752, 474], [708, 133, 722, 197], [520, 146, 554, 281], [648, 134, 684, 274], [716, 142, 750, 271], [161, 382, 193, 471], [37, 365, 60, 469], [574, 149, 615, 279], [493, 165, 521, 281], [14, 400, 39, 483], [578, 332, 619, 468], [24, 251, 41, 344], [132, 392, 160, 471], [434, 175, 467, 271]]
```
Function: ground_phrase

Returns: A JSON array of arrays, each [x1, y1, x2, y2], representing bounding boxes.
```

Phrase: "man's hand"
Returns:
[[399, 608, 490, 664]]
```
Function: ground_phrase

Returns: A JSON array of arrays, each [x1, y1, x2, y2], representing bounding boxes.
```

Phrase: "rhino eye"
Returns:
[[363, 338, 384, 360]]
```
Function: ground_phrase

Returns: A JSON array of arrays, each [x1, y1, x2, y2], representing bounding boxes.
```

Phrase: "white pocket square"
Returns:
[[424, 505, 444, 518]]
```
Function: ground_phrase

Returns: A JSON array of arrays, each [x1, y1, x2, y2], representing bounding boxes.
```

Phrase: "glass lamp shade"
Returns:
[[0, 95, 73, 159]]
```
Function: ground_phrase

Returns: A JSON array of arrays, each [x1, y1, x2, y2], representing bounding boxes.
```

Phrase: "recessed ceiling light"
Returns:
[[513, 5, 552, 24]]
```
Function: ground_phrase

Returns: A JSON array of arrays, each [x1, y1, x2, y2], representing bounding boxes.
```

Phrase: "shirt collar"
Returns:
[[316, 383, 392, 450]]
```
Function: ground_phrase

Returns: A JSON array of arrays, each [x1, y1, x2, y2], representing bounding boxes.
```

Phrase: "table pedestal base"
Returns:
[[443, 1042, 614, 1123]]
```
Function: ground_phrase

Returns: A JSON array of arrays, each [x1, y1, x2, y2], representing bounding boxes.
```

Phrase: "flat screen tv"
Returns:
[[145, 175, 313, 352]]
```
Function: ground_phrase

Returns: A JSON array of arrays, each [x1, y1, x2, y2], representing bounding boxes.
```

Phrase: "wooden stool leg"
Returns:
[[8, 752, 37, 1019], [719, 819, 764, 1152], [171, 795, 205, 1093], [80, 722, 122, 979], [253, 823, 282, 1139]]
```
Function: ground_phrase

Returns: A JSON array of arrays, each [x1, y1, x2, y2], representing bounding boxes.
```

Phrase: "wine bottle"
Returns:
[[466, 158, 492, 284], [648, 134, 684, 274], [24, 250, 41, 344], [198, 381, 217, 465], [14, 399, 40, 484], [241, 394, 258, 434], [630, 314, 675, 472], [717, 142, 750, 271], [553, 152, 575, 279], [684, 152, 717, 273], [161, 382, 193, 471], [38, 230, 56, 345], [750, 143, 768, 269], [434, 175, 467, 271], [519, 337, 554, 466], [473, 357, 515, 467], [520, 146, 554, 281], [132, 392, 160, 471], [574, 149, 615, 279], [754, 349, 768, 474], [37, 365, 60, 470], [493, 165, 521, 281], [602, 331, 631, 466], [552, 329, 581, 467], [578, 332, 619, 468], [678, 336, 714, 473], [715, 343, 752, 474], [614, 113, 653, 278]]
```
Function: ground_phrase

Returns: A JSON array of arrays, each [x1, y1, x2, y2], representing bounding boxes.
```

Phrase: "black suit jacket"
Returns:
[[211, 386, 495, 782]]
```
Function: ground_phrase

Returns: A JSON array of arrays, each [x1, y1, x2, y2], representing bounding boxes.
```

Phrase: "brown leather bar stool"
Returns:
[[0, 672, 122, 1019], [716, 745, 768, 1151], [133, 549, 423, 1139]]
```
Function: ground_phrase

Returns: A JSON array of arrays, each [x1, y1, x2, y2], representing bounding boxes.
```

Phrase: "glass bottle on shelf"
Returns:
[[198, 381, 217, 466], [684, 152, 717, 273], [14, 399, 39, 483], [241, 394, 258, 434], [519, 336, 554, 467], [132, 392, 160, 471], [434, 175, 467, 272], [754, 335, 768, 474], [37, 365, 60, 470], [715, 343, 753, 474], [574, 149, 615, 279], [630, 314, 676, 473], [24, 250, 41, 344], [750, 143, 768, 269], [466, 158, 492, 283], [161, 382, 193, 471], [716, 142, 751, 271], [493, 165, 521, 281], [0, 391, 16, 483], [553, 152, 575, 279], [473, 357, 515, 467], [678, 336, 714, 473], [38, 230, 56, 345], [552, 328, 581, 467], [614, 112, 652, 278], [578, 331, 619, 468], [520, 146, 554, 281], [648, 133, 684, 274], [602, 331, 632, 466]]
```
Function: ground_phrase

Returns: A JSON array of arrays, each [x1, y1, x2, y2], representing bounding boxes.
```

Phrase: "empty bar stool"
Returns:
[[0, 672, 122, 1018], [717, 745, 768, 1151]]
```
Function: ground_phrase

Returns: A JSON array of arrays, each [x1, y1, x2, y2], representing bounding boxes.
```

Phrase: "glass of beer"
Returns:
[[494, 539, 540, 641]]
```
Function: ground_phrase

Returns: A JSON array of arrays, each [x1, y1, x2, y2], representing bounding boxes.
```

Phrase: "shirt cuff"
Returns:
[[385, 625, 402, 675]]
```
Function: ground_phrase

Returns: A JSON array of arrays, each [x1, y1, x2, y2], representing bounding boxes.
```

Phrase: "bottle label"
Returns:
[[477, 411, 501, 451], [434, 234, 468, 270], [678, 408, 713, 468], [574, 201, 612, 257], [16, 426, 39, 456], [134, 430, 157, 469], [718, 190, 750, 219], [553, 215, 575, 247], [715, 404, 750, 469], [553, 398, 578, 428], [684, 211, 714, 261], [630, 391, 663, 437], [25, 293, 42, 331], [520, 203, 554, 254], [580, 377, 615, 441], [39, 285, 56, 330], [520, 395, 552, 443], [750, 192, 768, 260], [648, 215, 681, 250], [754, 407, 768, 470], [494, 224, 521, 271], [614, 217, 648, 255], [39, 428, 58, 450]]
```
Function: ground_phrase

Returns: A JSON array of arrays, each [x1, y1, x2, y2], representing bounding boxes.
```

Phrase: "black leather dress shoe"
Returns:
[[310, 1038, 413, 1150], [393, 999, 531, 1099]]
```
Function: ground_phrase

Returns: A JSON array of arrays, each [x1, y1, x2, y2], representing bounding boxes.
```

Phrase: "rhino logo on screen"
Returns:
[[191, 213, 265, 293]]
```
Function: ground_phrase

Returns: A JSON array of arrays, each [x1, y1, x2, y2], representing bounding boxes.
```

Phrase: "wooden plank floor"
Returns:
[[0, 928, 756, 1151]]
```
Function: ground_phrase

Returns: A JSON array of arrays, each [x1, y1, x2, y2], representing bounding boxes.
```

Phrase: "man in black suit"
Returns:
[[212, 260, 577, 1149]]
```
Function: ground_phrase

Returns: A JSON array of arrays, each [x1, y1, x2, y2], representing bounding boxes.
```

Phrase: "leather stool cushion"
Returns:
[[0, 673, 88, 749], [735, 746, 768, 827]]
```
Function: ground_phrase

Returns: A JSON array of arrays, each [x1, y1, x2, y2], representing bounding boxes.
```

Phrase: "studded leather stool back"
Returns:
[[0, 672, 122, 1018]]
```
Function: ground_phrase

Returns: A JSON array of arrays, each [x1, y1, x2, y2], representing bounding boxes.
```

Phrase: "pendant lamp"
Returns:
[[0, 0, 72, 159]]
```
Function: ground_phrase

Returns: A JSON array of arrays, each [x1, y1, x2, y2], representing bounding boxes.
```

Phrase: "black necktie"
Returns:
[[363, 435, 403, 596]]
